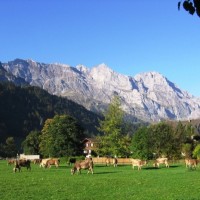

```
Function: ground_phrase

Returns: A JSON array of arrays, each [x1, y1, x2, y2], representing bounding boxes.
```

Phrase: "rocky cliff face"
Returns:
[[0, 62, 27, 86], [2, 59, 200, 122]]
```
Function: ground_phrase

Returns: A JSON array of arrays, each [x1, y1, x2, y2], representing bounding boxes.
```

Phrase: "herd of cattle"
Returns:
[[7, 158, 60, 172], [6, 157, 200, 174]]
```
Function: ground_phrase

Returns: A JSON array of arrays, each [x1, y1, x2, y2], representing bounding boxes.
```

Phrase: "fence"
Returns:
[[92, 157, 132, 165]]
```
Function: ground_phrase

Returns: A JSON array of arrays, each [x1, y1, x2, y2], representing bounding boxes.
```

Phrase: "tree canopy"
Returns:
[[0, 137, 17, 158], [22, 130, 40, 155], [39, 115, 85, 157], [131, 121, 200, 160]]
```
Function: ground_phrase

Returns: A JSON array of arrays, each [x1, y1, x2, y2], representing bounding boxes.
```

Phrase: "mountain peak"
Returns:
[[94, 63, 112, 71], [89, 63, 117, 84], [76, 64, 89, 74], [27, 59, 36, 63], [135, 71, 166, 80]]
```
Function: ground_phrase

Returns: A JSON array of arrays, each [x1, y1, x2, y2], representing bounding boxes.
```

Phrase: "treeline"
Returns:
[[94, 96, 200, 160], [131, 121, 200, 160], [0, 82, 102, 144], [2, 79, 200, 160]]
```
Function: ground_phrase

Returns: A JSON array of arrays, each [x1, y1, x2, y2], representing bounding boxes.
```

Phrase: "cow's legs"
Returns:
[[90, 167, 93, 174], [77, 169, 81, 175]]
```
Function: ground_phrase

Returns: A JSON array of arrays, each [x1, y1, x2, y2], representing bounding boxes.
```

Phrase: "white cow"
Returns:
[[131, 159, 147, 170], [39, 158, 50, 168], [153, 157, 169, 168], [185, 159, 198, 169]]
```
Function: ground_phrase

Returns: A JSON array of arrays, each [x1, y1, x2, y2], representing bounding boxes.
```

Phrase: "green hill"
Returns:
[[0, 82, 102, 143]]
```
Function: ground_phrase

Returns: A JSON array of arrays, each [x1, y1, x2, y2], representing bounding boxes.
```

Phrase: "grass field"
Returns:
[[1, 160, 200, 200]]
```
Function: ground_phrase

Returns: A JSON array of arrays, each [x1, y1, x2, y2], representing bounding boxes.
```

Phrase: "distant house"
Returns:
[[82, 138, 98, 156]]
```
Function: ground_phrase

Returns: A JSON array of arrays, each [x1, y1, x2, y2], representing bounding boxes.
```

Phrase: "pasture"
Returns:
[[1, 160, 200, 200]]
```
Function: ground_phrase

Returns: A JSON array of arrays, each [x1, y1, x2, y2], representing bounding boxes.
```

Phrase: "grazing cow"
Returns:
[[40, 158, 50, 168], [153, 157, 169, 168], [71, 158, 93, 175], [46, 158, 60, 168], [131, 159, 147, 170], [33, 159, 41, 164], [40, 158, 51, 168], [13, 159, 31, 172], [113, 158, 118, 167], [185, 159, 198, 169], [105, 158, 111, 166]]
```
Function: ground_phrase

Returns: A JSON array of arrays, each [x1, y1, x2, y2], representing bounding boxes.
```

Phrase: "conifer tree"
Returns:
[[97, 96, 129, 157]]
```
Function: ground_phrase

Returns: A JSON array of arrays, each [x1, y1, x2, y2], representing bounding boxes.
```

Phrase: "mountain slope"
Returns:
[[0, 82, 102, 143], [0, 62, 27, 86], [2, 59, 200, 122]]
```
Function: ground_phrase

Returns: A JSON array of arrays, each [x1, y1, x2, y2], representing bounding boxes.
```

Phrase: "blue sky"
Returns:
[[0, 0, 200, 97]]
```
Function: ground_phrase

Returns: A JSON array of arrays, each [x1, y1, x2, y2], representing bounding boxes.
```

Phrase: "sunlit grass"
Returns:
[[0, 160, 200, 200]]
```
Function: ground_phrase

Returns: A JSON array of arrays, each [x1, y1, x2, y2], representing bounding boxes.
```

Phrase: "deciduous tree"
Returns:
[[148, 123, 174, 158], [22, 130, 40, 155], [178, 0, 200, 17], [4, 137, 17, 157], [39, 115, 85, 157], [193, 144, 200, 158], [131, 127, 151, 159], [131, 122, 178, 159]]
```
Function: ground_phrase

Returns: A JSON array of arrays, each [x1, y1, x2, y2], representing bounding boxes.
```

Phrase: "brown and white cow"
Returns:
[[33, 159, 42, 164], [113, 158, 118, 167], [40, 158, 50, 168], [105, 158, 111, 166], [185, 158, 198, 169], [153, 157, 169, 168], [46, 158, 60, 168], [40, 158, 59, 168], [13, 159, 31, 172], [131, 159, 147, 170], [71, 158, 93, 175]]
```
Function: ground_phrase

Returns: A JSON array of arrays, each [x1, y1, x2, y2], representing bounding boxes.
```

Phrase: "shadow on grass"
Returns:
[[144, 165, 179, 170], [94, 171, 122, 175], [186, 168, 198, 172], [94, 165, 128, 168], [57, 166, 69, 169], [169, 165, 179, 168], [143, 167, 160, 170]]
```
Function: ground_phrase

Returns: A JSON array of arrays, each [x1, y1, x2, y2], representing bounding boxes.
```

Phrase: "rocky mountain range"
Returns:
[[2, 59, 200, 122]]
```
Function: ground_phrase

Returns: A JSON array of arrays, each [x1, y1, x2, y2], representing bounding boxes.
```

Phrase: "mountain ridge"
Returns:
[[2, 59, 200, 122]]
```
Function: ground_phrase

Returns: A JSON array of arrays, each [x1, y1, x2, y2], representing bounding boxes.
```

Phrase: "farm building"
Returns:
[[20, 154, 40, 160], [82, 138, 98, 156]]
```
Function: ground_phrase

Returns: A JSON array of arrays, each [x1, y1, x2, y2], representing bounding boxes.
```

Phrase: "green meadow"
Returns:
[[1, 160, 200, 200]]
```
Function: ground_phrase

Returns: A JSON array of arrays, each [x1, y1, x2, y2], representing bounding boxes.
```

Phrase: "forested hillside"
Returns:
[[0, 82, 102, 143]]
